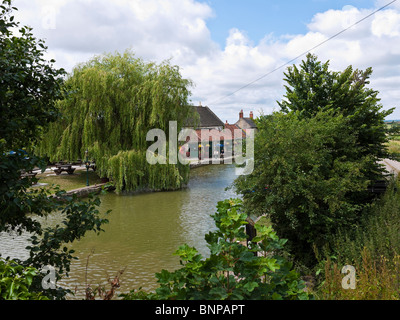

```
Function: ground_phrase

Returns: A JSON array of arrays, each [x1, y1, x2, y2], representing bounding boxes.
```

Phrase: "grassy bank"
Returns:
[[388, 139, 400, 155], [387, 121, 400, 157], [314, 179, 400, 299]]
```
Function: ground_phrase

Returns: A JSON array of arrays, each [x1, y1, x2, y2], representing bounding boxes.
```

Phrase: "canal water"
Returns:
[[0, 163, 238, 299]]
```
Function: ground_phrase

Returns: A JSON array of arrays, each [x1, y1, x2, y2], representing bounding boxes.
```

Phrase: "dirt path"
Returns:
[[380, 159, 400, 175]]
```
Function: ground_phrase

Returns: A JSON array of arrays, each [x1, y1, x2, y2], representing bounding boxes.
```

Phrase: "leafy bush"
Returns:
[[314, 181, 400, 300], [0, 258, 48, 300], [235, 54, 391, 268], [279, 53, 393, 177], [329, 180, 400, 268], [122, 199, 311, 300], [234, 110, 375, 267]]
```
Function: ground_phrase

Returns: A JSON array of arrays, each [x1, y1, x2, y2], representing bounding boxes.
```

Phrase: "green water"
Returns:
[[0, 164, 238, 299]]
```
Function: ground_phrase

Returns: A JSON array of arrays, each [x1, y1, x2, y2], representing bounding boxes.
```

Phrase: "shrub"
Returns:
[[0, 258, 48, 300], [316, 181, 400, 299], [121, 199, 311, 300], [234, 110, 375, 267], [318, 249, 400, 300], [330, 180, 400, 268]]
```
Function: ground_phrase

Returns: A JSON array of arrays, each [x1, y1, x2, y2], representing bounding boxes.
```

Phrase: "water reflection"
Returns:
[[0, 164, 238, 299]]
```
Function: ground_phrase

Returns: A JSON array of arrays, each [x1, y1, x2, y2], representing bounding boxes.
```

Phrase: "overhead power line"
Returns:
[[210, 0, 398, 105]]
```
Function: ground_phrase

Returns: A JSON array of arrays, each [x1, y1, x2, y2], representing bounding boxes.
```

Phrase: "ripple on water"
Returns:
[[1, 164, 239, 299]]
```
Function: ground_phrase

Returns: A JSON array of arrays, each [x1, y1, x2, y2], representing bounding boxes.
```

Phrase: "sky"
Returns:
[[10, 0, 400, 123]]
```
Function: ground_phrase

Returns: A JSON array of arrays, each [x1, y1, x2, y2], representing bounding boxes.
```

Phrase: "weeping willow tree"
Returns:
[[37, 51, 196, 193]]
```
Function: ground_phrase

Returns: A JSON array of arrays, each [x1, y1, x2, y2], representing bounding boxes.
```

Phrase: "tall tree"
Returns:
[[278, 53, 394, 181], [37, 51, 195, 193], [0, 0, 64, 150], [234, 111, 373, 266], [0, 0, 108, 299], [0, 0, 67, 235], [234, 54, 395, 267]]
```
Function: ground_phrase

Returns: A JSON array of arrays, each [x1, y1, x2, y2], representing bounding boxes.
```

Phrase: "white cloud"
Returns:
[[372, 9, 400, 37], [12, 0, 215, 65], [10, 0, 400, 122], [375, 0, 400, 10], [200, 4, 400, 122], [184, 3, 400, 122]]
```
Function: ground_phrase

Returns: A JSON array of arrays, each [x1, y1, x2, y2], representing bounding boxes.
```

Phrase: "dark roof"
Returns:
[[244, 118, 257, 128], [185, 106, 224, 128]]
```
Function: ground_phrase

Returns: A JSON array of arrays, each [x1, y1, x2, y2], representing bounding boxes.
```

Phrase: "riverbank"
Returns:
[[30, 158, 237, 197], [59, 182, 113, 198], [31, 157, 399, 200], [30, 165, 114, 199]]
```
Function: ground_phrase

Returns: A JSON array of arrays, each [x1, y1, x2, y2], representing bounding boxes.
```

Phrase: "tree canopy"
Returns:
[[0, 0, 108, 299], [0, 0, 65, 150], [234, 54, 394, 267], [278, 53, 394, 181], [37, 51, 195, 193], [234, 111, 374, 266], [0, 0, 67, 235]]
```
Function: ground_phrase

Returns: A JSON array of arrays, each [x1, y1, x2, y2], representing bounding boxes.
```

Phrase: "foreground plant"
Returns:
[[0, 258, 48, 300], [122, 199, 310, 300]]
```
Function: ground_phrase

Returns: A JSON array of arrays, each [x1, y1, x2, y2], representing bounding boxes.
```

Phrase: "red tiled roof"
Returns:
[[224, 123, 246, 139]]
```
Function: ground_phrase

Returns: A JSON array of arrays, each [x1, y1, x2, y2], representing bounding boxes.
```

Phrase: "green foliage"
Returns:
[[315, 182, 400, 300], [234, 110, 375, 267], [317, 249, 400, 300], [0, 258, 48, 300], [0, 0, 66, 151], [0, 145, 110, 299], [22, 193, 109, 299], [106, 149, 189, 193], [387, 122, 400, 160], [329, 180, 400, 268], [0, 1, 109, 300], [234, 54, 393, 268], [121, 199, 310, 300], [1, 130, 109, 301], [278, 53, 394, 181], [37, 51, 194, 193]]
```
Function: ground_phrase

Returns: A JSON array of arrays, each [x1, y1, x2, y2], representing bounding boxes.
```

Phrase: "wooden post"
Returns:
[[246, 216, 257, 256]]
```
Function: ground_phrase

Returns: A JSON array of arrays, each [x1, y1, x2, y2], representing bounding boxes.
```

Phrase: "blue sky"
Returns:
[[205, 0, 376, 46], [12, 0, 400, 122]]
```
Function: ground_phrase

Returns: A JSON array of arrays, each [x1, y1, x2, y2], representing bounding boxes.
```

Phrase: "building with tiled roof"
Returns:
[[235, 110, 257, 131], [185, 105, 224, 130], [224, 121, 246, 139], [182, 105, 256, 161]]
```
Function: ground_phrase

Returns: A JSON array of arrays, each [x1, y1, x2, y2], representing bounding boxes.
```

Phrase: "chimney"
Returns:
[[239, 109, 244, 119], [226, 120, 228, 124], [250, 111, 253, 119]]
